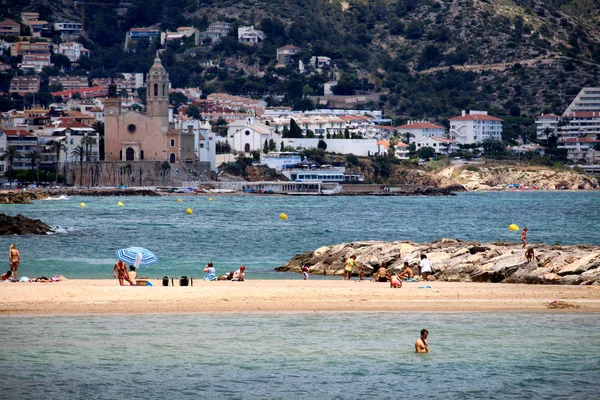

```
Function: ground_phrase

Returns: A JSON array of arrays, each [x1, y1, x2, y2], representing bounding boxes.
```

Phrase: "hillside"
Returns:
[[4, 0, 600, 138]]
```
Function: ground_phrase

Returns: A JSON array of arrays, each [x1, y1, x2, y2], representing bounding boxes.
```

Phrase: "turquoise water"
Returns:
[[1, 313, 598, 399], [0, 192, 599, 279]]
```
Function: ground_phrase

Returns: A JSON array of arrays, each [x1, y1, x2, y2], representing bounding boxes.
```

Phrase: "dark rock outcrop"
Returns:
[[0, 213, 53, 235], [276, 239, 600, 285], [0, 189, 160, 204]]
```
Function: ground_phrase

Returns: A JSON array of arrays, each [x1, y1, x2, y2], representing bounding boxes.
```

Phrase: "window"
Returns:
[[154, 83, 158, 96], [170, 139, 175, 147], [128, 124, 136, 133], [245, 130, 251, 136], [199, 143, 204, 148]]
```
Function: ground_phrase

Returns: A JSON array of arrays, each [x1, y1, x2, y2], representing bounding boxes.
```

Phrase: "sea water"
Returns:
[[1, 191, 599, 279], [1, 313, 598, 399]]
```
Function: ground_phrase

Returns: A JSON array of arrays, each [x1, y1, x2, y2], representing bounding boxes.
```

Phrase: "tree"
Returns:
[[481, 139, 506, 160], [49, 140, 66, 186], [389, 136, 399, 157], [81, 134, 97, 161], [0, 147, 22, 184], [92, 121, 105, 160], [280, 141, 284, 151], [71, 144, 86, 186], [344, 128, 350, 139], [417, 146, 436, 160], [186, 104, 201, 119], [317, 139, 327, 151], [160, 161, 171, 185], [263, 139, 269, 154], [269, 139, 276, 152], [26, 150, 40, 184], [289, 118, 303, 138], [401, 131, 414, 144]]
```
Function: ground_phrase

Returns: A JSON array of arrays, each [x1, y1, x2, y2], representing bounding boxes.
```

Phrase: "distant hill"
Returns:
[[4, 0, 600, 141]]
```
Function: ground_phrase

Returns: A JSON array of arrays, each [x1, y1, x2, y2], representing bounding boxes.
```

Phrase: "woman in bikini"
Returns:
[[8, 244, 20, 280]]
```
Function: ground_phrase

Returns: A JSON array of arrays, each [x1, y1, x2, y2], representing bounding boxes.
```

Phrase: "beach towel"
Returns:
[[418, 285, 432, 289], [204, 273, 217, 281], [20, 277, 29, 282], [404, 278, 418, 282]]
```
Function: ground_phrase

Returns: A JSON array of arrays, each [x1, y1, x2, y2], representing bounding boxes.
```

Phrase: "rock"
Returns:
[[0, 213, 53, 235], [277, 239, 600, 285]]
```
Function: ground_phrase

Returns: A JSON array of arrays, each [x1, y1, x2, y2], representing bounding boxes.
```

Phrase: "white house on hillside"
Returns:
[[396, 121, 445, 142], [449, 110, 502, 145], [228, 117, 279, 153], [238, 26, 266, 45], [535, 113, 560, 140], [414, 136, 459, 154], [58, 42, 90, 62]]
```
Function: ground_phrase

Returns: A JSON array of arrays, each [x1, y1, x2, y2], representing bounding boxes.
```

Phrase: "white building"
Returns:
[[449, 110, 503, 145], [283, 138, 381, 157], [174, 117, 216, 170], [120, 73, 145, 89], [58, 42, 90, 62], [49, 120, 98, 162], [228, 117, 279, 153], [238, 26, 266, 45], [396, 121, 445, 142], [0, 130, 6, 174], [535, 113, 560, 140], [413, 136, 459, 154], [53, 22, 82, 39], [375, 140, 410, 160], [557, 137, 600, 164], [324, 81, 336, 96], [565, 87, 600, 114], [276, 45, 301, 68]]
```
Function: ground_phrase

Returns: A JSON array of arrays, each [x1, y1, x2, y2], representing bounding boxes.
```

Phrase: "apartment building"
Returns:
[[9, 76, 41, 95], [49, 76, 89, 91], [449, 110, 503, 145], [0, 19, 20, 36], [396, 121, 445, 142]]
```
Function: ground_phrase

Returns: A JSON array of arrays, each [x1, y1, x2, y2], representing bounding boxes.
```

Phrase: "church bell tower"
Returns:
[[146, 53, 170, 121]]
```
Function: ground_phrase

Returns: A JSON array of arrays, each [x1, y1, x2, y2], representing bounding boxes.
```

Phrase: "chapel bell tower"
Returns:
[[146, 53, 170, 122]]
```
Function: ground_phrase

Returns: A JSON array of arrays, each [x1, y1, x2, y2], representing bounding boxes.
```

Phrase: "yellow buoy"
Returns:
[[208, 197, 213, 201], [80, 202, 86, 208], [280, 213, 288, 220], [186, 208, 193, 214], [177, 198, 183, 203], [509, 224, 519, 231], [117, 201, 124, 207]]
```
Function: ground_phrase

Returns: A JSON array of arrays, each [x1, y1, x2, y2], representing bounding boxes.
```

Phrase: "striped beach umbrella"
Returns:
[[115, 247, 158, 267]]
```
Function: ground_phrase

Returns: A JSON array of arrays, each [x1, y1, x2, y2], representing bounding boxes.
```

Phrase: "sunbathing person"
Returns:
[[232, 266, 246, 281], [398, 262, 415, 280], [0, 270, 12, 281], [372, 263, 389, 283]]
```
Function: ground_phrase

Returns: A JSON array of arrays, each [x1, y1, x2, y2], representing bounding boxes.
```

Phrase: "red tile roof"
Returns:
[[558, 137, 600, 143], [449, 114, 502, 121], [397, 122, 444, 130], [562, 112, 600, 118], [3, 129, 31, 137], [278, 45, 300, 51]]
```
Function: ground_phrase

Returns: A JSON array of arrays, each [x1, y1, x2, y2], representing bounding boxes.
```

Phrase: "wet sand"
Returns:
[[1, 280, 599, 315]]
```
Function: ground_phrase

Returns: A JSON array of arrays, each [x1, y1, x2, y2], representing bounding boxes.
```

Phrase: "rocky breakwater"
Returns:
[[0, 191, 49, 204], [276, 239, 600, 285], [0, 213, 53, 235]]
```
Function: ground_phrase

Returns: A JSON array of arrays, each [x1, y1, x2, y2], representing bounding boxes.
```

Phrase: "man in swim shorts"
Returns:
[[398, 262, 415, 280], [113, 260, 136, 286], [9, 244, 20, 279], [415, 329, 429, 353]]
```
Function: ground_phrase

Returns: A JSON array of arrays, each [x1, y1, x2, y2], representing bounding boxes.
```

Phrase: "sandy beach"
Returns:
[[1, 279, 599, 315]]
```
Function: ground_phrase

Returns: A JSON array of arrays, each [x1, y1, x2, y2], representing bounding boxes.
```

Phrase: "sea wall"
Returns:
[[0, 189, 160, 204], [276, 239, 600, 285]]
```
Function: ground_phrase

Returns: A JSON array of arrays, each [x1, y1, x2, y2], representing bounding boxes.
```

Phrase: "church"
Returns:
[[104, 54, 194, 164]]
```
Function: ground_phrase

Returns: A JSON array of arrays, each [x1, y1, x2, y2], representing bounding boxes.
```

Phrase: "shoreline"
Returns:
[[1, 280, 599, 316]]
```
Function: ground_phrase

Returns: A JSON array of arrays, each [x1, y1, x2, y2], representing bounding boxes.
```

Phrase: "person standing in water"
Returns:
[[415, 329, 429, 353], [521, 227, 528, 249], [8, 244, 20, 280]]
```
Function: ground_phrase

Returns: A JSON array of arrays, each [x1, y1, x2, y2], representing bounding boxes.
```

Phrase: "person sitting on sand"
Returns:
[[232, 265, 246, 281], [0, 270, 12, 281], [113, 260, 136, 286], [390, 273, 402, 289], [415, 329, 429, 353], [204, 262, 217, 281], [525, 247, 535, 263], [398, 262, 415, 280], [372, 262, 389, 283], [128, 266, 137, 281]]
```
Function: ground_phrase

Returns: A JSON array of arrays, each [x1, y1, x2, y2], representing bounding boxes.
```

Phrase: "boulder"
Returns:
[[558, 253, 600, 276], [0, 213, 53, 235]]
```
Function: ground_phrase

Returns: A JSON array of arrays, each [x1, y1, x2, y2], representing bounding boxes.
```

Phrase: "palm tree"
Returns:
[[48, 140, 66, 187], [401, 131, 415, 145], [26, 150, 40, 185], [388, 136, 399, 158], [71, 144, 86, 187], [92, 121, 105, 160], [81, 134, 97, 161], [0, 147, 22, 184], [160, 161, 171, 185]]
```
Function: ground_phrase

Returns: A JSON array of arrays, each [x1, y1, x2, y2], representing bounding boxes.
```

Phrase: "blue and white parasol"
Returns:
[[115, 247, 158, 267]]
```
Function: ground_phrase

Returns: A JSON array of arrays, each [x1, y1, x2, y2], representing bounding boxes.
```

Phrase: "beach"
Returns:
[[2, 279, 599, 315]]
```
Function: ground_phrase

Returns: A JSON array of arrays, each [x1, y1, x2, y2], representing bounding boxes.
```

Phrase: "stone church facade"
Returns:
[[104, 54, 194, 164]]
